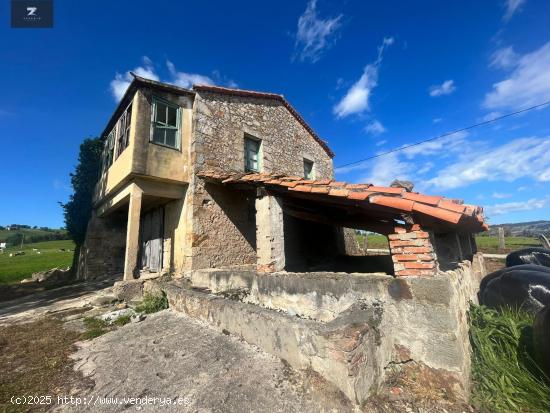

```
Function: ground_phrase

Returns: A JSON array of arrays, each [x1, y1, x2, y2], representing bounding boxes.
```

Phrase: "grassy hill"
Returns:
[[0, 240, 75, 284]]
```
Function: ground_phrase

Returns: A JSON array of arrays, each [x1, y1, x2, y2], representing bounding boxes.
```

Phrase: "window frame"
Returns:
[[303, 158, 315, 179], [115, 102, 132, 159], [150, 96, 181, 150], [244, 135, 262, 172]]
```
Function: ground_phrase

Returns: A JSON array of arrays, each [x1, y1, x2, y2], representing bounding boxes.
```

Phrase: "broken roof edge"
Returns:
[[197, 169, 488, 233], [193, 84, 335, 159]]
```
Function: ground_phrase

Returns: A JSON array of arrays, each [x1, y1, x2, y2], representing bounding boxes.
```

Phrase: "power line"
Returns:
[[335, 100, 550, 169]]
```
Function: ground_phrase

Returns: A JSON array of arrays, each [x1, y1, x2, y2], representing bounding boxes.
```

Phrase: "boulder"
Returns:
[[533, 305, 550, 377], [113, 279, 144, 302], [506, 247, 550, 268], [480, 264, 550, 313], [30, 267, 73, 284]]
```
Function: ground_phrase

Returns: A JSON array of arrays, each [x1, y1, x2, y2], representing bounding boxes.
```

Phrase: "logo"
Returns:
[[11, 0, 53, 28]]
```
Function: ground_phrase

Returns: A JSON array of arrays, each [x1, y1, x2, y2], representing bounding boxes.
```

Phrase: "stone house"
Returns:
[[79, 74, 488, 404]]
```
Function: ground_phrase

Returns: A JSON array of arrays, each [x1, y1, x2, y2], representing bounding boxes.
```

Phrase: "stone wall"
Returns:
[[77, 210, 127, 280], [185, 90, 335, 271], [175, 253, 486, 401], [192, 91, 333, 178]]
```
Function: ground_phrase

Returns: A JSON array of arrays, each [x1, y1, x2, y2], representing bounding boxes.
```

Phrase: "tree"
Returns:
[[60, 138, 102, 252]]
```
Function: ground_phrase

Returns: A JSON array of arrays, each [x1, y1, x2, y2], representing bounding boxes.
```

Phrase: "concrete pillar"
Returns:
[[388, 224, 438, 277], [255, 193, 285, 273], [123, 184, 143, 280]]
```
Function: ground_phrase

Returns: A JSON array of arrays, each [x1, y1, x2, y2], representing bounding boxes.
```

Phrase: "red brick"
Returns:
[[414, 231, 430, 238], [393, 227, 407, 234], [389, 240, 416, 247], [401, 246, 432, 254], [410, 224, 422, 231], [404, 262, 435, 269], [393, 254, 420, 261], [396, 270, 421, 276], [388, 234, 399, 240]]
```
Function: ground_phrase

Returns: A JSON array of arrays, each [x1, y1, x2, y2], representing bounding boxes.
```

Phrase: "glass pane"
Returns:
[[167, 106, 177, 127], [156, 102, 167, 124], [165, 129, 177, 148], [153, 127, 165, 144]]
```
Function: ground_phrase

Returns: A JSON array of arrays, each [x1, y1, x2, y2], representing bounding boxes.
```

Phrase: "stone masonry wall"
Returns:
[[77, 211, 126, 280], [186, 91, 335, 271]]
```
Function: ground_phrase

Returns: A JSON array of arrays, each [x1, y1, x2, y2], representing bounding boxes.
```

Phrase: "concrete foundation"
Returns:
[[158, 252, 486, 404]]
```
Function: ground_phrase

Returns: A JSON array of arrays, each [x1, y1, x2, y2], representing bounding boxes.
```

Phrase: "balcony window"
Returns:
[[151, 98, 180, 149], [102, 129, 115, 172], [116, 103, 132, 158]]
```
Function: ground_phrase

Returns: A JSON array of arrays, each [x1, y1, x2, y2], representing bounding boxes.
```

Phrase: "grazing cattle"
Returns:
[[480, 264, 550, 313], [506, 247, 550, 268]]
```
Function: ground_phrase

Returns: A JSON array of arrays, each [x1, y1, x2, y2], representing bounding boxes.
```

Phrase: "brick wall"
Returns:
[[388, 225, 438, 276]]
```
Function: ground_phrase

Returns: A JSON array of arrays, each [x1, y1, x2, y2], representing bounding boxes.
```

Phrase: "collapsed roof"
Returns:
[[197, 170, 488, 234]]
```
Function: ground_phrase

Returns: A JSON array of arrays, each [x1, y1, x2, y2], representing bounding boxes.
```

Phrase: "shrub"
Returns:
[[82, 317, 110, 339]]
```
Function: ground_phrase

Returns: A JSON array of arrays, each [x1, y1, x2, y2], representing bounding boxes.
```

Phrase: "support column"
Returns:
[[388, 224, 438, 277], [124, 184, 143, 280], [255, 192, 285, 273]]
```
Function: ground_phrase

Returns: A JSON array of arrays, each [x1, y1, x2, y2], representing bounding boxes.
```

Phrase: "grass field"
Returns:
[[0, 240, 75, 284], [357, 233, 542, 254]]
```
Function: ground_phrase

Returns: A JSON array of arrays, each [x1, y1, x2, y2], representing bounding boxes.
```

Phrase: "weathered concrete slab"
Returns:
[[63, 310, 354, 413]]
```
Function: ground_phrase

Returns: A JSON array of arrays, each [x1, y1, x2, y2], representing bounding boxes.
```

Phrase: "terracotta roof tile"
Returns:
[[369, 186, 404, 195], [403, 192, 443, 205], [370, 195, 415, 212], [329, 188, 350, 197], [196, 169, 486, 232], [347, 191, 371, 201], [412, 202, 462, 224], [290, 185, 313, 193]]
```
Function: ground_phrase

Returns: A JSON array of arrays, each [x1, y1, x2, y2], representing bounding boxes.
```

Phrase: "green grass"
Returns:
[[113, 314, 132, 326], [135, 292, 169, 314], [474, 235, 541, 253], [356, 234, 389, 249], [82, 317, 110, 339], [356, 233, 542, 254], [0, 240, 75, 284], [469, 305, 550, 413]]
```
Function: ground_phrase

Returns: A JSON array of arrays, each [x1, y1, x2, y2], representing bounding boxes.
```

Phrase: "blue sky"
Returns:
[[1, 0, 549, 228]]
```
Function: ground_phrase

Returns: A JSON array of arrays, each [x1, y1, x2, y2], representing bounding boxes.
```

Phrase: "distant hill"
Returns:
[[488, 220, 550, 236], [0, 226, 70, 246]]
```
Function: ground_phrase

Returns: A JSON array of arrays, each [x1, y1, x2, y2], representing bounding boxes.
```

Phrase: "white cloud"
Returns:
[[425, 136, 550, 189], [480, 111, 502, 122], [365, 120, 386, 135], [418, 161, 434, 175], [110, 57, 230, 101], [110, 56, 159, 101], [166, 61, 214, 88], [401, 131, 469, 159], [490, 46, 519, 69], [360, 153, 412, 186], [503, 0, 526, 21], [484, 42, 550, 110], [432, 118, 443, 124], [294, 0, 342, 63], [333, 37, 394, 118], [375, 140, 387, 147], [492, 192, 512, 199], [429, 80, 456, 97], [485, 197, 549, 216]]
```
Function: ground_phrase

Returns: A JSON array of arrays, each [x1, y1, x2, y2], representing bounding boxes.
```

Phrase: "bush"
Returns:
[[469, 304, 550, 412]]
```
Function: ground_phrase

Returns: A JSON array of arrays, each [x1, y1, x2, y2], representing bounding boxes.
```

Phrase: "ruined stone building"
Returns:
[[80, 74, 489, 404]]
